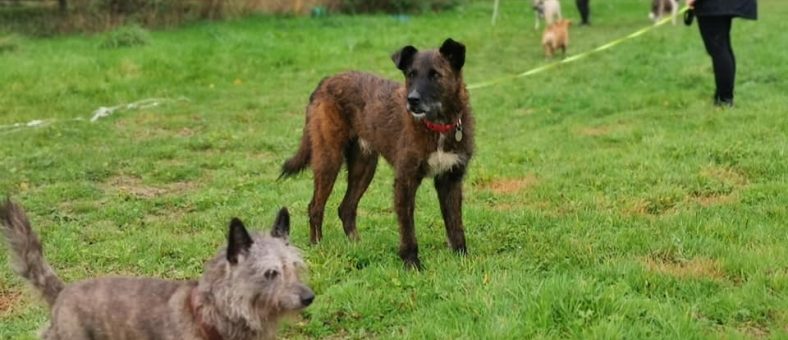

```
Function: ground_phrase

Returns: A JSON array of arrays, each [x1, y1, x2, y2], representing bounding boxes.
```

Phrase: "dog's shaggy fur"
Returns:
[[281, 38, 474, 269], [1, 199, 313, 340]]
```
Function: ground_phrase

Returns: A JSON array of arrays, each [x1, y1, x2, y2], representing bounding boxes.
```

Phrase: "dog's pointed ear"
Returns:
[[391, 45, 418, 71], [439, 38, 465, 71], [227, 218, 253, 264], [271, 207, 290, 239]]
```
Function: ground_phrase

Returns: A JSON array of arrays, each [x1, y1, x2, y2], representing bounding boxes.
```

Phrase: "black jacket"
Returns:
[[694, 0, 757, 20]]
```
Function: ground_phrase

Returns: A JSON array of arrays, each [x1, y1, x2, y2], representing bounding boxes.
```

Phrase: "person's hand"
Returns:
[[686, 0, 696, 9]]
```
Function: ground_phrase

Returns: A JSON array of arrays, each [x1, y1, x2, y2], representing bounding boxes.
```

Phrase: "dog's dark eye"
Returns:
[[429, 69, 441, 79], [264, 269, 279, 280], [407, 70, 417, 79]]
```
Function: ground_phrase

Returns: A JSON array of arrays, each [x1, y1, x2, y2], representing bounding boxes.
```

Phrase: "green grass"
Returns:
[[1, 0, 786, 338]]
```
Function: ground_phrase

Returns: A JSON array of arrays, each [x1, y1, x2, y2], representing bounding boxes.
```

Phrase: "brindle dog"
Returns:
[[281, 38, 474, 269]]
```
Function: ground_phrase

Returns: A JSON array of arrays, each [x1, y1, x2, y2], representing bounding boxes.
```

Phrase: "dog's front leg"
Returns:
[[434, 169, 467, 254], [394, 168, 423, 269]]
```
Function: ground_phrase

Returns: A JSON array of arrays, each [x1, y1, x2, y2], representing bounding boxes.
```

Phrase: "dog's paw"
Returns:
[[399, 244, 422, 270], [403, 257, 423, 271], [345, 230, 360, 242], [400, 251, 422, 270]]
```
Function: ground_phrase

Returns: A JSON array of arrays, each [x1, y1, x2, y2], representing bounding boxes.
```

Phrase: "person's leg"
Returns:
[[697, 15, 735, 105], [575, 0, 590, 25]]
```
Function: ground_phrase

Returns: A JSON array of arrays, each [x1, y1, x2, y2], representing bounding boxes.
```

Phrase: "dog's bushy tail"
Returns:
[[280, 78, 330, 179], [1, 198, 64, 308], [280, 126, 311, 179]]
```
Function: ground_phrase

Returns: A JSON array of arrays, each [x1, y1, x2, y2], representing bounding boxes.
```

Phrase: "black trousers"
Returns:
[[697, 15, 735, 101], [575, 0, 590, 24]]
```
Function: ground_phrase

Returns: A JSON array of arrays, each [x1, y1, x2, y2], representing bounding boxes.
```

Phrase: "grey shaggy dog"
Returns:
[[0, 198, 314, 340]]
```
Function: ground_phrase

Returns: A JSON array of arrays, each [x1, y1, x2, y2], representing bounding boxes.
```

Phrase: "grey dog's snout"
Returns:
[[300, 287, 315, 306]]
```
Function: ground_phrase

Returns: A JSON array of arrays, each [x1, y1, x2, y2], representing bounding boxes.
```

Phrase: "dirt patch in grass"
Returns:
[[626, 197, 680, 216], [488, 202, 518, 211], [177, 127, 196, 137], [574, 122, 629, 137], [707, 319, 771, 338], [737, 322, 770, 339], [576, 125, 614, 137], [142, 208, 190, 228], [642, 256, 726, 281], [701, 166, 748, 186], [113, 115, 168, 140], [103, 175, 197, 199], [485, 200, 568, 217], [482, 175, 538, 195], [0, 289, 24, 316], [691, 193, 737, 207], [688, 165, 747, 207], [113, 113, 203, 141], [515, 107, 536, 116]]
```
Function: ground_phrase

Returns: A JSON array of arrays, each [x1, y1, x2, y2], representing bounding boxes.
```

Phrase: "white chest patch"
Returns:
[[427, 134, 464, 176], [428, 150, 463, 176]]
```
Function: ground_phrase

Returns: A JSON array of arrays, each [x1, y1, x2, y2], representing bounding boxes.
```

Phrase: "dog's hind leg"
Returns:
[[307, 102, 347, 244], [308, 153, 342, 244], [338, 139, 378, 241], [434, 170, 467, 254]]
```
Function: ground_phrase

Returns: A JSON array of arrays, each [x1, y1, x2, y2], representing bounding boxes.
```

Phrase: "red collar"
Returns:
[[189, 287, 224, 340], [423, 118, 462, 134]]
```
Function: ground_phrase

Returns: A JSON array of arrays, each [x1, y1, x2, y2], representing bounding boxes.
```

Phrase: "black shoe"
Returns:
[[714, 97, 734, 108]]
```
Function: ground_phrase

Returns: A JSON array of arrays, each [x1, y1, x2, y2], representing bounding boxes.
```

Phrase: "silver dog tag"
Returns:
[[454, 129, 463, 142]]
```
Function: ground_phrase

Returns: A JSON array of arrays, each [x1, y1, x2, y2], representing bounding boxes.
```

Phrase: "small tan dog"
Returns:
[[542, 19, 572, 58]]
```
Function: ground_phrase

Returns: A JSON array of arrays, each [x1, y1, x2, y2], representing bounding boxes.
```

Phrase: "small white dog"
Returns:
[[533, 0, 562, 30], [649, 0, 679, 25]]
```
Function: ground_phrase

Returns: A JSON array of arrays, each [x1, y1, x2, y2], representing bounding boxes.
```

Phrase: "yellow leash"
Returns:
[[467, 8, 688, 90]]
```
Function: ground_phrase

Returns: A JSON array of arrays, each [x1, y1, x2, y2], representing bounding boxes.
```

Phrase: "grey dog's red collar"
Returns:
[[189, 287, 224, 340]]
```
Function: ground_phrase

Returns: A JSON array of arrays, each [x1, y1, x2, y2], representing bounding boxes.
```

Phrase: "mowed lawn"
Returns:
[[1, 0, 786, 338]]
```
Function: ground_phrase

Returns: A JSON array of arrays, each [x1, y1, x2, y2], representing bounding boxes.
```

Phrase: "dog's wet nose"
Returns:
[[407, 91, 421, 107], [301, 292, 315, 306]]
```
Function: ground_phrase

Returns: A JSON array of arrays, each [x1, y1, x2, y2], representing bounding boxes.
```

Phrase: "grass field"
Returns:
[[1, 0, 786, 338]]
